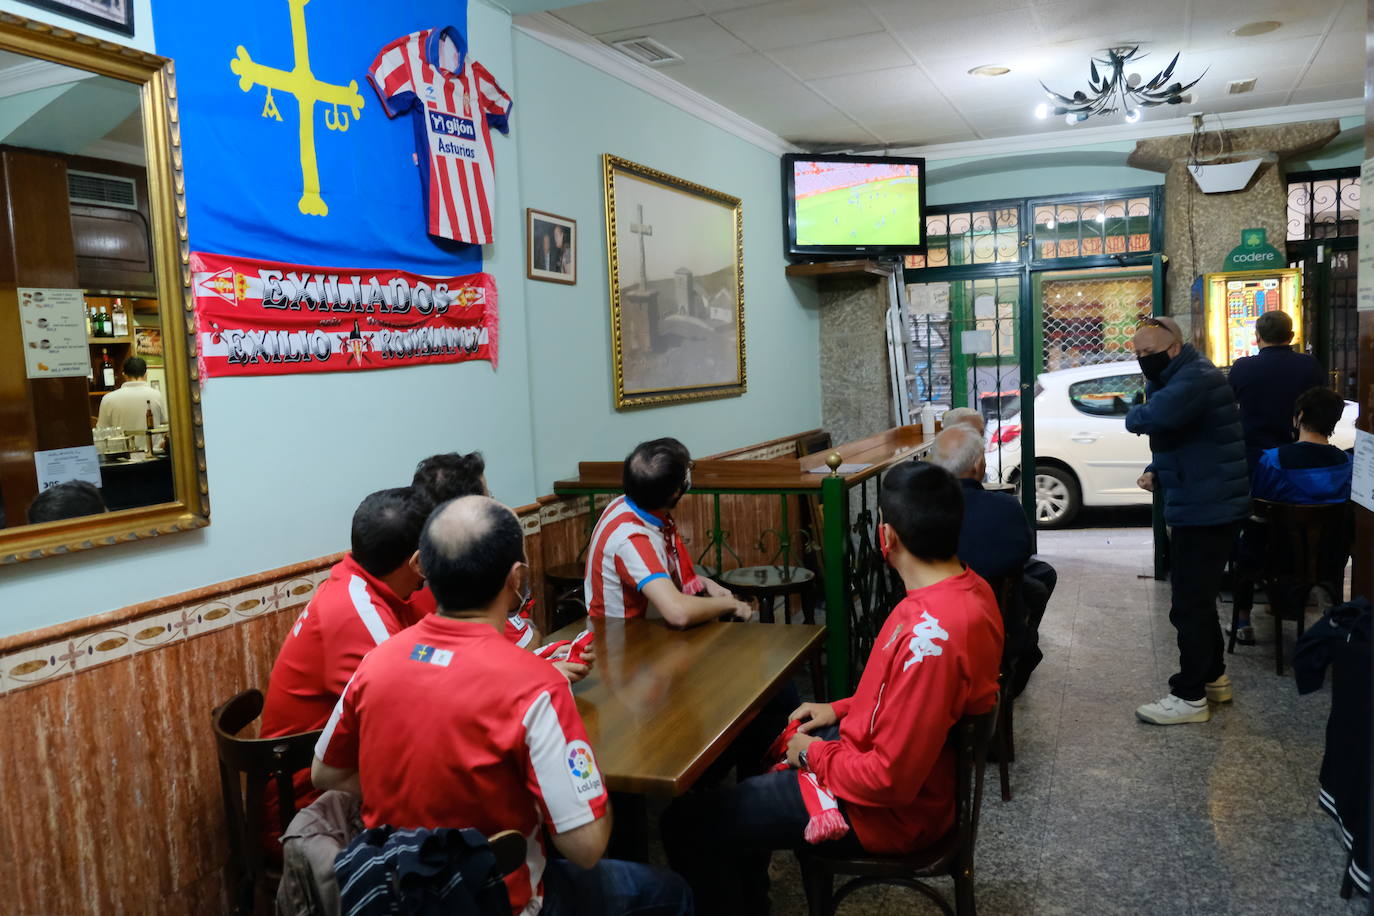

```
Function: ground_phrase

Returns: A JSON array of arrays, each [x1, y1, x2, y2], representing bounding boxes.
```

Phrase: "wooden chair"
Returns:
[[796, 707, 999, 916], [1230, 500, 1350, 675], [212, 688, 322, 916], [981, 572, 1021, 803]]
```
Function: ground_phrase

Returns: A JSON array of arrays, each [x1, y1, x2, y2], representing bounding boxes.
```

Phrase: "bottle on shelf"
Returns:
[[87, 302, 98, 337], [100, 348, 115, 390], [111, 299, 128, 337], [145, 400, 155, 453], [87, 359, 95, 386]]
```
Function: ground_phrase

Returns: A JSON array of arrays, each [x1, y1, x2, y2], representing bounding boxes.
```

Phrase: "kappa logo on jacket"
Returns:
[[903, 612, 949, 670]]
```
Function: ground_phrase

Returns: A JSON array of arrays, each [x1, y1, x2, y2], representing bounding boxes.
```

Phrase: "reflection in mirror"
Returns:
[[0, 31, 197, 551]]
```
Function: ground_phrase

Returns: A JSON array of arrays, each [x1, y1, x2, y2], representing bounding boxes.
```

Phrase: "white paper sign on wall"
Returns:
[[33, 446, 103, 492], [1352, 429, 1374, 513]]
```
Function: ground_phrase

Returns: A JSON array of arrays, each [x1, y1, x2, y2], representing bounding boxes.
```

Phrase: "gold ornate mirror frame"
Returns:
[[0, 12, 208, 564]]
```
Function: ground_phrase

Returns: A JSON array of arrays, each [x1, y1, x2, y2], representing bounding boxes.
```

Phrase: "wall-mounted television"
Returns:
[[783, 153, 927, 260]]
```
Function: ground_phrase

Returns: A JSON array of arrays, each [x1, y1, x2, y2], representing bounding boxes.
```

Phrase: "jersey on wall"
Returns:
[[369, 25, 512, 245]]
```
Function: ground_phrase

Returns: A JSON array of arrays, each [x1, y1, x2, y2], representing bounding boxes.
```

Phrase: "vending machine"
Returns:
[[1200, 267, 1302, 368]]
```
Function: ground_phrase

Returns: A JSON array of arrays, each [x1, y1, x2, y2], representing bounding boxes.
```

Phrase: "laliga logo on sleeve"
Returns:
[[565, 740, 603, 798]]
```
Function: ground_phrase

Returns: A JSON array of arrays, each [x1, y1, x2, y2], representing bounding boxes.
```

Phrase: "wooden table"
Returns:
[[547, 616, 825, 796]]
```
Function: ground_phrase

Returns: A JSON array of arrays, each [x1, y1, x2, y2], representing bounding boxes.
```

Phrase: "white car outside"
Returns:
[[983, 362, 1360, 528]]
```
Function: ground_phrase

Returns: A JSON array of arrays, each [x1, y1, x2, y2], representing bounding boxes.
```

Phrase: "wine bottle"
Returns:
[[145, 400, 156, 453], [100, 348, 115, 389]]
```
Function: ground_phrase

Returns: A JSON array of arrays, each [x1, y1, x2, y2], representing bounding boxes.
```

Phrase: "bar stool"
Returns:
[[719, 564, 817, 624]]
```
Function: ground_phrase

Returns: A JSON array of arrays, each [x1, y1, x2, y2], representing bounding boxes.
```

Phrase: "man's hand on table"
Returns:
[[553, 645, 596, 683], [730, 598, 756, 621], [785, 731, 820, 768], [790, 701, 837, 733]]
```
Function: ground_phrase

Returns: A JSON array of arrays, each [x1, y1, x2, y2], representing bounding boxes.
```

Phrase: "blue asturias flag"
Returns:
[[150, 0, 479, 274]]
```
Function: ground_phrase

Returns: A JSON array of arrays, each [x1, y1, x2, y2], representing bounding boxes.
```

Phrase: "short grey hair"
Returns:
[[928, 426, 985, 478], [941, 407, 984, 435]]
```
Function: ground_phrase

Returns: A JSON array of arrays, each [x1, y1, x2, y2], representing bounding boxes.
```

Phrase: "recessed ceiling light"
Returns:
[[1231, 21, 1281, 37], [969, 65, 1011, 77]]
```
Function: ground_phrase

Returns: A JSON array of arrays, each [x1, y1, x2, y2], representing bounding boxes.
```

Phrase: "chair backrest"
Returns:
[[1252, 499, 1351, 595], [982, 571, 1022, 668], [796, 430, 834, 458], [486, 829, 527, 878], [212, 689, 323, 887], [950, 706, 999, 870]]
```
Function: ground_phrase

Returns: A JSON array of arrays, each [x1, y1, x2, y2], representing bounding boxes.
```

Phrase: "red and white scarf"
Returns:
[[661, 515, 704, 595], [765, 721, 850, 844], [532, 627, 594, 665]]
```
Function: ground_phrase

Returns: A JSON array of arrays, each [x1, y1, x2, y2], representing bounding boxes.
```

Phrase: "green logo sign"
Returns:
[[1223, 228, 1283, 271]]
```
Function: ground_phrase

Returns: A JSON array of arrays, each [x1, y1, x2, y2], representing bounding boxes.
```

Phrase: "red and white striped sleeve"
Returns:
[[367, 33, 418, 118], [471, 60, 512, 133], [615, 532, 670, 591], [315, 675, 360, 770], [520, 686, 608, 833]]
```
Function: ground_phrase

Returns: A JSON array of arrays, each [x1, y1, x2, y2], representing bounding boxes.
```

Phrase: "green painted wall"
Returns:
[[512, 30, 822, 490]]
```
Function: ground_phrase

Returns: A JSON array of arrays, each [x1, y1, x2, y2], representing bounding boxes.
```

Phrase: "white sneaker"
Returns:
[[1135, 694, 1211, 725], [1205, 675, 1233, 704]]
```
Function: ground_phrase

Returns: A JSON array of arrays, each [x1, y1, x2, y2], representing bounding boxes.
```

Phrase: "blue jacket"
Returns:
[[1227, 345, 1326, 471], [957, 478, 1032, 580], [1125, 344, 1251, 527], [1251, 447, 1352, 504]]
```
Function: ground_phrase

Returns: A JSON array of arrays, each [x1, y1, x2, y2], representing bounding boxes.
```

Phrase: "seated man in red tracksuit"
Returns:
[[663, 461, 1004, 915]]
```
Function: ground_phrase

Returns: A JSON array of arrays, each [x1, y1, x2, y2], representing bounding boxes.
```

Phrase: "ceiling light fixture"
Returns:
[[1035, 46, 1203, 125], [969, 65, 1011, 77], [1230, 21, 1281, 37]]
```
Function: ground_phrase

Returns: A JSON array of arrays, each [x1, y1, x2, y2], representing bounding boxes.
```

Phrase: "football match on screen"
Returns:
[[793, 160, 922, 247]]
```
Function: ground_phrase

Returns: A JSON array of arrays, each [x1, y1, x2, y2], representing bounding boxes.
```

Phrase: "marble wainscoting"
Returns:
[[0, 555, 336, 915]]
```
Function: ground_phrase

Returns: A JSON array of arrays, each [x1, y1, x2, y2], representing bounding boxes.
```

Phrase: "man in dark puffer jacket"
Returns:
[[1126, 316, 1250, 725]]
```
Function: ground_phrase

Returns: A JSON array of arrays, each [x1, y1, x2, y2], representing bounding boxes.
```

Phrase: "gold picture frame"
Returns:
[[603, 154, 745, 409], [0, 12, 209, 564]]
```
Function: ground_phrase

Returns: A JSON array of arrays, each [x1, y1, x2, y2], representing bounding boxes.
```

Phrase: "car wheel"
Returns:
[[1034, 466, 1081, 529]]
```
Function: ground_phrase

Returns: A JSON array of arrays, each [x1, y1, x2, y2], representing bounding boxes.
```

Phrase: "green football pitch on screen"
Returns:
[[795, 177, 922, 246]]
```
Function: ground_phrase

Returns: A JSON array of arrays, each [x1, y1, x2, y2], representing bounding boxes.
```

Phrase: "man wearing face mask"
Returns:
[[1125, 316, 1250, 725], [585, 437, 753, 625], [260, 487, 430, 849]]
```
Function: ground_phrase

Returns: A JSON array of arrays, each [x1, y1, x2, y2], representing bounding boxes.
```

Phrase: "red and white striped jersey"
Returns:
[[368, 26, 512, 245], [584, 496, 701, 619], [317, 615, 608, 916]]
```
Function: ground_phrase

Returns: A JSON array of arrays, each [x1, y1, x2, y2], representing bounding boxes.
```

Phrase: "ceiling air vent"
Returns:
[[609, 37, 682, 67], [1227, 78, 1257, 95], [68, 170, 138, 210]]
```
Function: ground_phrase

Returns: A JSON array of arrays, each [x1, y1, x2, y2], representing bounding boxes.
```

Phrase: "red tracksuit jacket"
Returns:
[[806, 567, 1004, 853]]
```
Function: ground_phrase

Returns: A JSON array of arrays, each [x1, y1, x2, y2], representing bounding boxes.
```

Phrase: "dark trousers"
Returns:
[[661, 729, 862, 916], [1010, 559, 1057, 697], [1167, 523, 1238, 701], [542, 858, 693, 916]]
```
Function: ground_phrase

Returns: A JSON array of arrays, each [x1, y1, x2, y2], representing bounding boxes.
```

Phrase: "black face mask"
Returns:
[[1137, 349, 1172, 382]]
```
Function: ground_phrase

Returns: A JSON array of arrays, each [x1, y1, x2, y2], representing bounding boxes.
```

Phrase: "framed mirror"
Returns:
[[0, 12, 207, 564]]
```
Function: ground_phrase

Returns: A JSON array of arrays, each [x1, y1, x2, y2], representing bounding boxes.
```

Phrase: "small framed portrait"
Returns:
[[527, 209, 577, 285], [17, 0, 134, 36]]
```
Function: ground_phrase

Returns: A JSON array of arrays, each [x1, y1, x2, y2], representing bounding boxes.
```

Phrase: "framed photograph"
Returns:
[[603, 154, 745, 409], [527, 209, 577, 285], [17, 0, 134, 36]]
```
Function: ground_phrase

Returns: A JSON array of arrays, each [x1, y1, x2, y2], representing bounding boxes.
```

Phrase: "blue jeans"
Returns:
[[661, 729, 862, 916], [541, 857, 693, 916]]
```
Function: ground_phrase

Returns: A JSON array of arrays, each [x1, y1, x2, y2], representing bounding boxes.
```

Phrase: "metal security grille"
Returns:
[[1287, 171, 1360, 241], [1039, 270, 1153, 372]]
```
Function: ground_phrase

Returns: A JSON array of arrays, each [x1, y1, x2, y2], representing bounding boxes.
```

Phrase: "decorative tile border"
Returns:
[[727, 441, 798, 461], [0, 568, 329, 697]]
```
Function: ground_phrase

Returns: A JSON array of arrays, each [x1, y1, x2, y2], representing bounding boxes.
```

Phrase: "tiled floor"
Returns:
[[762, 524, 1366, 915]]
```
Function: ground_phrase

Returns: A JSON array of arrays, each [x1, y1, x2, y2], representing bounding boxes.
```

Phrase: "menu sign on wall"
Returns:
[[1359, 157, 1374, 312], [18, 287, 89, 379]]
